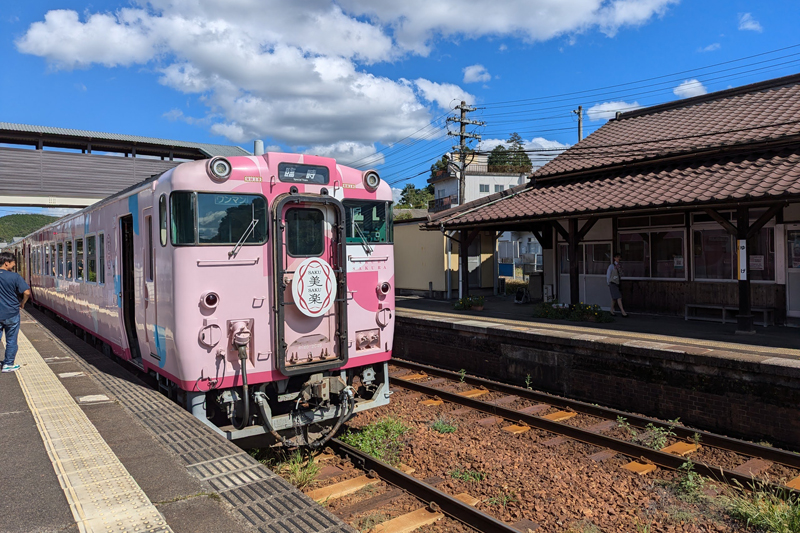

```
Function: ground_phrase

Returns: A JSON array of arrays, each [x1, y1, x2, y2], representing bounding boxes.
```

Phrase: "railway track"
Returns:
[[389, 358, 800, 497], [312, 438, 525, 532]]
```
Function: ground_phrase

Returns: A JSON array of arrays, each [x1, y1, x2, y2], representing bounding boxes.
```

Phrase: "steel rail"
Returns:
[[327, 438, 519, 533], [389, 374, 799, 498], [392, 358, 800, 470]]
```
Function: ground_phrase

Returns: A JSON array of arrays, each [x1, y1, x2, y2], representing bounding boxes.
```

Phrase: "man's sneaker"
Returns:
[[1, 364, 21, 373]]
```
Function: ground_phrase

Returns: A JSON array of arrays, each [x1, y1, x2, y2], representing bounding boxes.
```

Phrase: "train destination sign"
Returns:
[[277, 163, 330, 184], [292, 257, 337, 317]]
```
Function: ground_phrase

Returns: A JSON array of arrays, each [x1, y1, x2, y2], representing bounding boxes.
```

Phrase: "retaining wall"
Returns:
[[394, 314, 800, 450]]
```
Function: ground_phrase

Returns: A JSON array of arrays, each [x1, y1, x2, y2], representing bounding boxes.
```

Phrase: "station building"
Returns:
[[425, 73, 800, 328]]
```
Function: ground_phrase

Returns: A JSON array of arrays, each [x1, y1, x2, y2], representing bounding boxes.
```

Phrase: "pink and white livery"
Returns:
[[15, 153, 394, 446]]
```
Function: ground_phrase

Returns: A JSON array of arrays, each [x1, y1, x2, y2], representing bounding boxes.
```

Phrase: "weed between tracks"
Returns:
[[339, 416, 411, 465], [724, 481, 800, 533], [616, 416, 679, 450], [429, 415, 458, 434], [250, 448, 320, 489], [355, 512, 388, 531], [486, 489, 518, 508], [449, 467, 487, 483]]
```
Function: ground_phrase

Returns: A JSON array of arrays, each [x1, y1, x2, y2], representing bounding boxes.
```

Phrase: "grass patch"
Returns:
[[486, 490, 518, 508], [564, 520, 602, 532], [675, 460, 706, 502], [251, 449, 320, 489], [725, 482, 800, 533], [616, 417, 679, 450], [355, 512, 389, 531], [430, 416, 457, 434], [339, 416, 411, 465], [449, 467, 487, 483]]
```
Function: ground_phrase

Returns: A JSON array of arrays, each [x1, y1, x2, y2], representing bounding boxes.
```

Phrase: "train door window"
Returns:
[[66, 241, 73, 280], [98, 233, 105, 284], [286, 208, 324, 257], [146, 216, 154, 281], [170, 192, 196, 245], [159, 194, 167, 246], [45, 246, 50, 276], [75, 239, 84, 281], [56, 243, 63, 277], [87, 236, 97, 283]]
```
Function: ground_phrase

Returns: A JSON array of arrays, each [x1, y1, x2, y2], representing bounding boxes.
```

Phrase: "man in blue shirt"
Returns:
[[0, 251, 31, 373]]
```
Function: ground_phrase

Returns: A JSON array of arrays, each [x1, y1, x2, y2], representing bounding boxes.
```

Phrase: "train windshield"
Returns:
[[170, 192, 268, 245], [343, 201, 392, 244]]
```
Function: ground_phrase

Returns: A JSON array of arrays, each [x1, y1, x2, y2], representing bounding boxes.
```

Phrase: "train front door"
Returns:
[[274, 196, 347, 376], [120, 215, 141, 363]]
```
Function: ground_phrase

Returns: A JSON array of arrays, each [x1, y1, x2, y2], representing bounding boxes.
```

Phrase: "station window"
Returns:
[[286, 208, 324, 257], [98, 233, 105, 284], [494, 184, 504, 193], [693, 227, 774, 281], [618, 230, 685, 279], [75, 239, 84, 281], [343, 201, 392, 244], [66, 241, 73, 280], [159, 194, 167, 246], [479, 184, 490, 193], [87, 236, 97, 282]]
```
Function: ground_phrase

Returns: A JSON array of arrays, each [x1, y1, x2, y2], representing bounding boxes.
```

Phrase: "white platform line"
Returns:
[[14, 330, 172, 533]]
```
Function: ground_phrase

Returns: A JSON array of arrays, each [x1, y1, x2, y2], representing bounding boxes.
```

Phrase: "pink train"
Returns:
[[13, 153, 394, 447]]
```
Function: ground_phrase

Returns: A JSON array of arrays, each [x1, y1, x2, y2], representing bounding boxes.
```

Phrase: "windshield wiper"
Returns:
[[354, 222, 373, 255], [229, 205, 258, 258]]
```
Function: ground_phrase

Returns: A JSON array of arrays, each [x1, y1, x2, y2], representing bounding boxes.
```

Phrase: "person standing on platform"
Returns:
[[0, 251, 31, 373], [607, 253, 628, 318]]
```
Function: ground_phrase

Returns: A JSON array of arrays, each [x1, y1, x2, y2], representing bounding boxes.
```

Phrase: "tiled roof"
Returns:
[[0, 122, 250, 158], [431, 150, 800, 228], [534, 73, 800, 178], [428, 73, 800, 229]]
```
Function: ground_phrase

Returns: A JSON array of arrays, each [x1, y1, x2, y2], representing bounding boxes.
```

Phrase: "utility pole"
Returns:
[[446, 101, 484, 206], [572, 105, 583, 142], [446, 101, 483, 300]]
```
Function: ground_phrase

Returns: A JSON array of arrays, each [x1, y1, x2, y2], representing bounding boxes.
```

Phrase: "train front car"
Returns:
[[164, 153, 393, 446]]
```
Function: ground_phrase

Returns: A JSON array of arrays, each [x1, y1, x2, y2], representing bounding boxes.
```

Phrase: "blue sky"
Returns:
[[2, 0, 800, 215]]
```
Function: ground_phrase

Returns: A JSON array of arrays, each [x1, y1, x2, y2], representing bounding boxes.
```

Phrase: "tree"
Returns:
[[397, 184, 434, 209], [506, 132, 532, 173], [487, 145, 509, 172], [429, 155, 449, 179]]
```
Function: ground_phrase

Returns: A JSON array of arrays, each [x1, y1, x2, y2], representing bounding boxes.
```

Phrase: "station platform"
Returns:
[[1, 308, 353, 533], [394, 295, 800, 450]]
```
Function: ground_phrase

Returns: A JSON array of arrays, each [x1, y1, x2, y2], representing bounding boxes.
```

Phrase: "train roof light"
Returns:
[[207, 157, 232, 182], [363, 170, 380, 192]]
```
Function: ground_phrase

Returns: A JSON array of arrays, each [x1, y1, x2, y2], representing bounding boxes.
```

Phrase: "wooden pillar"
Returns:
[[568, 219, 579, 305], [460, 229, 470, 299], [736, 206, 754, 334]]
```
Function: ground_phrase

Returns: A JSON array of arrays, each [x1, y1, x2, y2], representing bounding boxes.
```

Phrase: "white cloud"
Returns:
[[586, 100, 642, 121], [414, 79, 474, 110], [463, 64, 491, 83], [16, 1, 678, 152], [498, 44, 508, 52], [673, 79, 708, 99], [305, 142, 385, 167], [479, 136, 569, 168], [738, 13, 763, 32], [391, 187, 403, 204], [698, 43, 720, 52]]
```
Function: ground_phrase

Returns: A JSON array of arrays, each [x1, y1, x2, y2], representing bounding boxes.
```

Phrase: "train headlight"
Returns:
[[207, 157, 232, 182], [201, 291, 219, 310], [377, 281, 391, 296], [363, 170, 380, 192]]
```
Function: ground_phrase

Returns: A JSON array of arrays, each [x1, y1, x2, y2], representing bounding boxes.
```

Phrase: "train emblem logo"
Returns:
[[292, 257, 336, 317]]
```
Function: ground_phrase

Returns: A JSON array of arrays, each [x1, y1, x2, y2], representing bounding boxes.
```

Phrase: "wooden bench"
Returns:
[[685, 304, 774, 326]]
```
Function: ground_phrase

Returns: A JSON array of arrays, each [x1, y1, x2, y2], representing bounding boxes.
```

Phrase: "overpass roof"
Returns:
[[0, 122, 250, 159]]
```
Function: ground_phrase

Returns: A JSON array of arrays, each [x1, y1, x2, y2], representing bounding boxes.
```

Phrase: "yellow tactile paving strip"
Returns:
[[397, 308, 800, 359], [14, 330, 172, 533]]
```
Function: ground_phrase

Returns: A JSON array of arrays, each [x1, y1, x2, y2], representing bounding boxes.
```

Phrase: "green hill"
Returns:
[[0, 214, 59, 243]]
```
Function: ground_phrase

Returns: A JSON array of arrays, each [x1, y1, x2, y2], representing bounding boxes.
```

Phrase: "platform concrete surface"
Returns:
[[397, 294, 800, 354], [0, 308, 354, 533]]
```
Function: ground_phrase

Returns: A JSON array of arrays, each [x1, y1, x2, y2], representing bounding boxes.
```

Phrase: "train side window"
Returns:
[[45, 246, 50, 276], [159, 194, 168, 247], [146, 216, 154, 281], [87, 236, 97, 283], [98, 233, 105, 284], [75, 239, 84, 281], [286, 208, 324, 257], [66, 241, 73, 280], [171, 192, 196, 245], [56, 243, 63, 277]]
